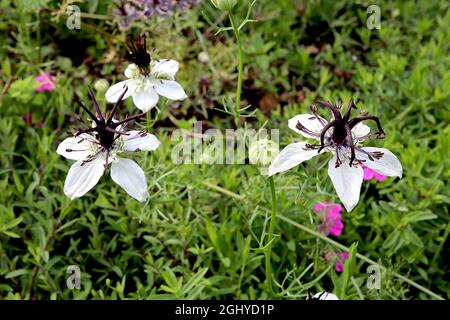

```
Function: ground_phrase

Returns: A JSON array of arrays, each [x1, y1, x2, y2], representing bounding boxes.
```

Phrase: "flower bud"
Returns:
[[210, 0, 238, 11], [94, 79, 109, 93], [249, 138, 279, 167], [198, 51, 209, 64]]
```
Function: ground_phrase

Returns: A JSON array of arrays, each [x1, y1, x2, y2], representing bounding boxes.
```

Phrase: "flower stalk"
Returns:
[[228, 11, 244, 128], [265, 175, 277, 295]]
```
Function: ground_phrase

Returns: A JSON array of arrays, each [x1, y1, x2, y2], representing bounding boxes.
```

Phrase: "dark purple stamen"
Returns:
[[296, 121, 319, 138], [309, 105, 327, 126], [125, 34, 151, 74], [73, 86, 145, 151], [355, 147, 384, 161], [313, 99, 385, 166]]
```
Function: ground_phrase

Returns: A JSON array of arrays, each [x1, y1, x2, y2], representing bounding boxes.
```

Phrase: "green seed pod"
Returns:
[[249, 138, 279, 166], [210, 0, 238, 11], [94, 79, 109, 93]]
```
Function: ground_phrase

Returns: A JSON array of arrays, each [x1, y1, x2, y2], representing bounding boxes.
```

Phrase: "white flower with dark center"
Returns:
[[105, 35, 187, 112], [57, 87, 160, 202], [268, 100, 402, 212]]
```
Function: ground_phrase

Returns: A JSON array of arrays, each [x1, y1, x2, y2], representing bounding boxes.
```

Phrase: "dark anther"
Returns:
[[310, 104, 327, 126], [296, 120, 320, 138], [81, 157, 95, 166], [371, 151, 384, 160]]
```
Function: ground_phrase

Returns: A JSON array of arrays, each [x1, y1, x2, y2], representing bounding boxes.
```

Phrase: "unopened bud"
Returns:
[[249, 138, 279, 167], [198, 51, 209, 64], [210, 0, 238, 11], [94, 79, 109, 93]]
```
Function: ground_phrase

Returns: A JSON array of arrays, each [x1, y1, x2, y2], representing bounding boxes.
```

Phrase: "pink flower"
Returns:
[[335, 252, 349, 272], [35, 72, 56, 92], [325, 251, 349, 273], [313, 202, 344, 237], [362, 163, 386, 182]]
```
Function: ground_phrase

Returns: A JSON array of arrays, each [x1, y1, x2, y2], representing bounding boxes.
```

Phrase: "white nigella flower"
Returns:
[[312, 292, 339, 300], [105, 35, 187, 112], [268, 100, 403, 212], [57, 87, 160, 202]]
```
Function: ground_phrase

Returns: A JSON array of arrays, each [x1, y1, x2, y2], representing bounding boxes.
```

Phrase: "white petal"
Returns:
[[313, 292, 339, 300], [124, 63, 139, 78], [57, 135, 94, 160], [154, 80, 187, 101], [131, 88, 159, 112], [150, 59, 179, 80], [122, 131, 161, 152], [105, 80, 132, 103], [288, 114, 326, 140], [328, 156, 364, 212], [357, 147, 403, 178], [352, 122, 370, 138], [268, 142, 319, 176], [64, 153, 105, 200], [110, 157, 149, 202]]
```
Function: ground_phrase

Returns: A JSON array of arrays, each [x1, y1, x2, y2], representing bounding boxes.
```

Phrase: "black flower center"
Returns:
[[299, 100, 386, 167], [125, 34, 151, 74], [73, 86, 145, 153]]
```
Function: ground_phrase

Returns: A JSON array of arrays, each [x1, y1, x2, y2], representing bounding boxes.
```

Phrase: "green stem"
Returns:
[[265, 176, 277, 296], [228, 11, 243, 128], [278, 215, 444, 300], [37, 9, 42, 64]]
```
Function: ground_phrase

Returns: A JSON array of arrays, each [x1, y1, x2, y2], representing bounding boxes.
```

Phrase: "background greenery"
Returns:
[[0, 0, 449, 299]]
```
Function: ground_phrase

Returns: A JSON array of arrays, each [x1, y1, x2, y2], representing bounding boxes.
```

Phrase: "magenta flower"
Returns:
[[362, 163, 386, 182], [325, 251, 349, 273], [313, 202, 344, 237], [335, 252, 349, 272], [35, 72, 56, 92]]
